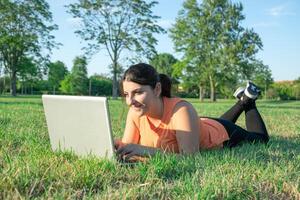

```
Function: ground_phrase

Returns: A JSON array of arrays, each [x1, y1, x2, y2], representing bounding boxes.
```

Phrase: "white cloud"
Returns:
[[252, 21, 280, 28], [156, 19, 174, 29], [266, 5, 296, 16], [66, 17, 83, 29]]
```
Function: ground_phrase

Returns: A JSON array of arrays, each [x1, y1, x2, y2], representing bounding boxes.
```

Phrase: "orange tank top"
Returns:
[[131, 97, 229, 153]]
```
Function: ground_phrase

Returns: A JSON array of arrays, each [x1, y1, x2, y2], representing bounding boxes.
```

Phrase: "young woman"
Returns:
[[115, 63, 269, 161]]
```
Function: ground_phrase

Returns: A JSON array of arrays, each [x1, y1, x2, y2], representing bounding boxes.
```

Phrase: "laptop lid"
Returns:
[[42, 95, 114, 159]]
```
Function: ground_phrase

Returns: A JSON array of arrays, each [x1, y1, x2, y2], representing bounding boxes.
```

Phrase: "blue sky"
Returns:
[[49, 0, 300, 81]]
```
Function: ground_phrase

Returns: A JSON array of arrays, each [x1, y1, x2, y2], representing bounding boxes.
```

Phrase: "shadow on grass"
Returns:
[[264, 135, 300, 160], [258, 105, 300, 110], [259, 100, 300, 105], [224, 135, 300, 164], [143, 135, 300, 181], [0, 101, 42, 106], [0, 95, 42, 99]]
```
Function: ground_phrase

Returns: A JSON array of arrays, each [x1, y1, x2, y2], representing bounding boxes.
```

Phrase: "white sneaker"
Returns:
[[233, 87, 245, 99], [244, 81, 261, 99]]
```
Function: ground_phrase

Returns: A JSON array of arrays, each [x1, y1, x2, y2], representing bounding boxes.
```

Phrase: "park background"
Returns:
[[0, 0, 299, 199], [0, 0, 299, 99]]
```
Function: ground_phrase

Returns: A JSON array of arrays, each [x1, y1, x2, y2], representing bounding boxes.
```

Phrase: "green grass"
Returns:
[[0, 96, 299, 199]]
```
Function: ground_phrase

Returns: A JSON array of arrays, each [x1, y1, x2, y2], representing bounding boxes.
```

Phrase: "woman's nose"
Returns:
[[126, 95, 134, 106]]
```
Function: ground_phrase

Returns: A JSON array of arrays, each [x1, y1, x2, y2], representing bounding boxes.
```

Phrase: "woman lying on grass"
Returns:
[[115, 63, 269, 162]]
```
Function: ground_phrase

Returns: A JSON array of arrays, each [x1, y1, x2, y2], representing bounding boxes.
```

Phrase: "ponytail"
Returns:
[[159, 74, 171, 98]]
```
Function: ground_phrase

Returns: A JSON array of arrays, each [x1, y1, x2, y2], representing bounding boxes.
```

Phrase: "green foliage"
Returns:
[[149, 53, 180, 94], [0, 0, 58, 96], [149, 53, 178, 77], [170, 0, 264, 101], [18, 57, 41, 80], [17, 57, 42, 95], [72, 56, 89, 95], [0, 97, 299, 198], [89, 74, 112, 96], [60, 56, 88, 95], [250, 60, 274, 98], [0, 76, 10, 94], [32, 79, 50, 94], [270, 80, 300, 100], [60, 74, 74, 94], [67, 0, 165, 98], [47, 61, 68, 94]]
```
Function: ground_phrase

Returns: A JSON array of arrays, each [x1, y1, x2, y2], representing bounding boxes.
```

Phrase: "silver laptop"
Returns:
[[42, 95, 114, 159]]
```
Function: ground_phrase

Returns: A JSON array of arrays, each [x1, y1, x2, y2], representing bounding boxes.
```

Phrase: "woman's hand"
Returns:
[[114, 139, 125, 150], [116, 143, 159, 162]]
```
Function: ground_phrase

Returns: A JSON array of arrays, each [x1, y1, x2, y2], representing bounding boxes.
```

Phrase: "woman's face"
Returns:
[[122, 80, 160, 117]]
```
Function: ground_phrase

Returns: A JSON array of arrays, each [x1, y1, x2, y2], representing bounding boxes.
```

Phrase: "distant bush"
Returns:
[[89, 75, 112, 96], [175, 91, 199, 98], [269, 80, 300, 100]]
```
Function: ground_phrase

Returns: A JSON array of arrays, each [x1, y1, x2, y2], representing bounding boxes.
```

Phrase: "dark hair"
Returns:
[[121, 63, 171, 97]]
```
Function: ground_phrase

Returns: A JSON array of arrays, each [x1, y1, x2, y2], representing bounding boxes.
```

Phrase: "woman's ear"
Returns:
[[154, 82, 162, 97]]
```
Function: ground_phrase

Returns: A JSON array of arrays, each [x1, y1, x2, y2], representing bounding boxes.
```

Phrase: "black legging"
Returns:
[[210, 100, 269, 148]]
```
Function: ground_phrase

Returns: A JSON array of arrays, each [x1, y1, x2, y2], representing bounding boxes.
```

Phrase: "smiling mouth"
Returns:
[[132, 102, 144, 109]]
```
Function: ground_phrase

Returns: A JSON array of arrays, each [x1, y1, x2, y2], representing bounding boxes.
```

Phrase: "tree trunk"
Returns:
[[10, 70, 17, 96], [209, 75, 216, 102], [199, 84, 204, 102], [264, 82, 267, 100], [89, 79, 91, 96], [112, 61, 118, 99], [3, 76, 6, 94], [21, 82, 24, 95]]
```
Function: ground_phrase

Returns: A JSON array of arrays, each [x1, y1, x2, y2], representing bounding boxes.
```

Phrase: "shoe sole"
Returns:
[[233, 87, 245, 99]]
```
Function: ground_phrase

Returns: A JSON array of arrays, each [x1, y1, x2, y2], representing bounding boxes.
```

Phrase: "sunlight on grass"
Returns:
[[0, 96, 299, 199]]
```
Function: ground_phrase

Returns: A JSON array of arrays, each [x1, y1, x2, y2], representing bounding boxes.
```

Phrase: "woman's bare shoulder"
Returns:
[[172, 100, 196, 114]]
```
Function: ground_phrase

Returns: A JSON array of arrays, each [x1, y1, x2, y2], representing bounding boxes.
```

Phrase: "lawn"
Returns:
[[0, 96, 299, 199]]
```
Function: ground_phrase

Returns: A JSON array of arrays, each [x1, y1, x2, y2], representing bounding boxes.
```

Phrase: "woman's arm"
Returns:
[[121, 108, 140, 144], [114, 108, 140, 151], [171, 101, 200, 154]]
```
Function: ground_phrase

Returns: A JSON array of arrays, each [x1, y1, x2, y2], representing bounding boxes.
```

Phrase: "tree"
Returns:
[[18, 57, 41, 94], [0, 0, 58, 96], [294, 77, 300, 100], [67, 0, 165, 99], [0, 76, 10, 94], [89, 74, 112, 96], [72, 56, 89, 95], [60, 56, 88, 95], [170, 0, 263, 101], [60, 74, 73, 94], [48, 61, 68, 94], [149, 53, 178, 77], [149, 53, 180, 93], [0, 58, 8, 93], [250, 60, 273, 99], [0, 55, 3, 76], [173, 59, 208, 100], [271, 81, 295, 100]]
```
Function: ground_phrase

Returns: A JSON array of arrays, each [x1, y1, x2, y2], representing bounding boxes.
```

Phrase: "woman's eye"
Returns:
[[135, 91, 143, 95]]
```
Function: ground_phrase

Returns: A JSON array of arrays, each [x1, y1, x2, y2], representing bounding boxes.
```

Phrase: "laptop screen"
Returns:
[[42, 95, 114, 159]]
